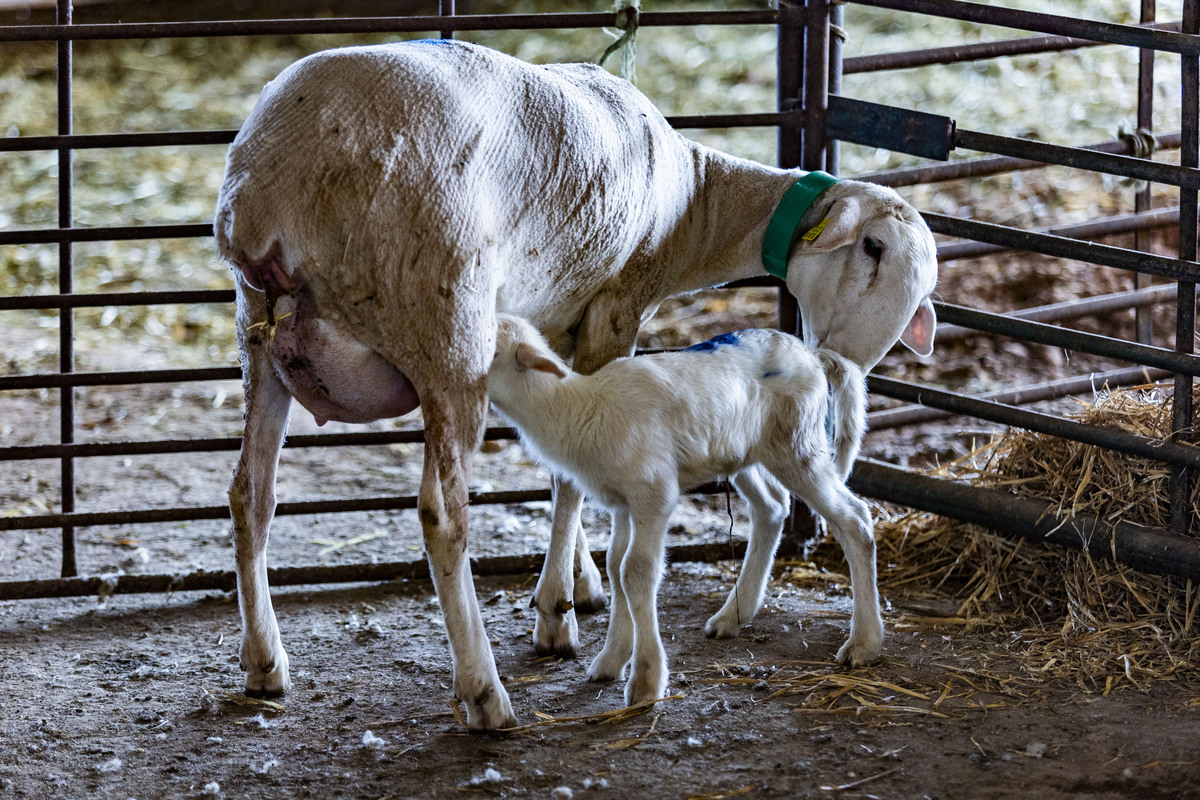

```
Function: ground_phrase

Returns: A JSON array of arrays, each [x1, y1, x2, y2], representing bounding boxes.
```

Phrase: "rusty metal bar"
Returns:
[[849, 459, 1200, 581], [843, 20, 1183, 74], [924, 213, 1200, 282], [861, 131, 1181, 187], [849, 0, 1200, 55], [1170, 0, 1199, 532], [934, 284, 1185, 341], [932, 302, 1200, 375], [955, 128, 1200, 189], [0, 288, 232, 311], [439, 0, 454, 40], [868, 376, 1200, 468], [1134, 0, 1158, 344], [0, 9, 791, 42], [936, 207, 1180, 263], [868, 366, 1172, 430], [56, 0, 76, 579], [803, 0, 830, 172], [0, 538, 750, 601]]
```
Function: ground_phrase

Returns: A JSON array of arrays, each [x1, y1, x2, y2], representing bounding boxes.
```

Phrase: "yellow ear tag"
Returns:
[[801, 217, 831, 242]]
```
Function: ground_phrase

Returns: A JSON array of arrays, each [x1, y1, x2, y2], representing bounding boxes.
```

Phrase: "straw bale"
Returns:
[[796, 384, 1200, 694]]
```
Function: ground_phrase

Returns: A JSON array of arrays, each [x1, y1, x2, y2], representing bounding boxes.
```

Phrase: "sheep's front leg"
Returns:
[[230, 339, 293, 697], [620, 508, 672, 707], [587, 511, 635, 682], [420, 388, 516, 731], [705, 467, 790, 639]]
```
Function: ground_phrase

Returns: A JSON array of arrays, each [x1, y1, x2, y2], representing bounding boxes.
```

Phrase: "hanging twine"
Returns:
[[598, 0, 640, 85]]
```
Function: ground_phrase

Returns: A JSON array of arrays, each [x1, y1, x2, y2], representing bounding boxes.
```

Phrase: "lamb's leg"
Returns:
[[705, 466, 790, 639], [587, 511, 635, 682], [419, 386, 516, 731], [772, 459, 883, 665], [533, 292, 642, 654], [532, 478, 583, 658], [230, 331, 293, 697], [620, 507, 673, 707]]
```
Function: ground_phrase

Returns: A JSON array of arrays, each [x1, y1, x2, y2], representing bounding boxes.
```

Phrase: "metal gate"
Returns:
[[1, 0, 1197, 599]]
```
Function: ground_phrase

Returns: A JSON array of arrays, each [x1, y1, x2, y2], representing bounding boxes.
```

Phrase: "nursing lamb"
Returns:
[[487, 314, 879, 706], [215, 39, 936, 730]]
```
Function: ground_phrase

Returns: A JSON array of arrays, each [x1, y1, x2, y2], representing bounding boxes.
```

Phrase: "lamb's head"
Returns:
[[783, 180, 937, 371], [489, 314, 571, 409]]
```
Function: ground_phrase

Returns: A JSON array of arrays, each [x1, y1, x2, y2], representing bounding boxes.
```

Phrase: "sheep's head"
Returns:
[[782, 181, 937, 371]]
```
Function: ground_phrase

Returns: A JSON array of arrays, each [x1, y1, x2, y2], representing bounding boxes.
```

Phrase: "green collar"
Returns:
[[761, 170, 841, 281]]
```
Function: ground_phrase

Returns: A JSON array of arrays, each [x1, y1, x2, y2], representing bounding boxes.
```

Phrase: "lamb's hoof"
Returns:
[[835, 638, 883, 667], [458, 682, 518, 733], [586, 651, 628, 683], [534, 639, 578, 659], [703, 613, 739, 640], [624, 671, 668, 707]]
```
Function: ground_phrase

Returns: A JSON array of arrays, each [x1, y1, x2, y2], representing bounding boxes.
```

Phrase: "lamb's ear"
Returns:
[[795, 196, 863, 254], [516, 343, 569, 378], [899, 297, 936, 357]]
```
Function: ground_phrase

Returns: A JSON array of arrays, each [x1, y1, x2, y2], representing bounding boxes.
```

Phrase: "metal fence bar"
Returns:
[[868, 366, 1172, 430], [932, 302, 1200, 375], [1170, 0, 1200, 532], [0, 8, 793, 42], [924, 213, 1200, 281], [1134, 0, 1159, 345], [868, 376, 1200, 468], [55, 0, 76, 579], [843, 21, 1184, 73], [850, 0, 1200, 55], [861, 131, 1181, 187]]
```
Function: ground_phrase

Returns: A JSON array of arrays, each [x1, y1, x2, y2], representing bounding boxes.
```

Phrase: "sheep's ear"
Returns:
[[516, 343, 569, 378], [899, 297, 936, 357], [795, 196, 863, 254]]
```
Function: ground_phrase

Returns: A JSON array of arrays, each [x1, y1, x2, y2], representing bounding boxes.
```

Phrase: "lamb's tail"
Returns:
[[816, 349, 867, 481]]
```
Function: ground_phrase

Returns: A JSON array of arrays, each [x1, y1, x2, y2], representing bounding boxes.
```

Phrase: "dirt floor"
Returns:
[[3, 566, 1200, 800]]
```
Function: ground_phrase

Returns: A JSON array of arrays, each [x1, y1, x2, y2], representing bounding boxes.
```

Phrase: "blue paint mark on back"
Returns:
[[762, 370, 782, 379], [686, 331, 744, 353]]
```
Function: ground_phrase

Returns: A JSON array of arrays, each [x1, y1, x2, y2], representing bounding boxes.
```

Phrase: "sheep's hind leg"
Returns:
[[705, 466, 790, 639], [620, 506, 673, 706], [230, 332, 293, 697], [586, 511, 635, 683], [419, 384, 516, 731], [772, 459, 883, 666]]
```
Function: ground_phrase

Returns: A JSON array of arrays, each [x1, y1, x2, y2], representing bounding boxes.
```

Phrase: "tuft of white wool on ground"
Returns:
[[551, 787, 574, 800], [96, 757, 122, 773], [361, 730, 385, 749], [206, 736, 223, 745], [252, 757, 279, 775], [582, 777, 609, 790], [245, 712, 277, 729], [202, 781, 221, 796], [686, 737, 704, 748], [467, 767, 503, 785]]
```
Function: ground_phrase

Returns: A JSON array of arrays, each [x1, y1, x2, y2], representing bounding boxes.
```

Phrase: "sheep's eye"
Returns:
[[863, 237, 884, 260]]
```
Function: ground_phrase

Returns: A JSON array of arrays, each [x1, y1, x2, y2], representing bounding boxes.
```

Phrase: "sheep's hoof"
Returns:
[[572, 591, 609, 614]]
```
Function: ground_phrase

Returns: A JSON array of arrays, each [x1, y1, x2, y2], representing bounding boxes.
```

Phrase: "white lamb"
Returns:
[[487, 314, 881, 707], [216, 40, 935, 729]]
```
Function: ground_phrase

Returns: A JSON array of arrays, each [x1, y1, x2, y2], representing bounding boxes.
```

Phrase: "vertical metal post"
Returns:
[[802, 0, 830, 173], [777, 0, 804, 338], [57, 0, 77, 578], [1170, 0, 1198, 534], [827, 2, 844, 176], [1133, 0, 1156, 344], [440, 0, 455, 40]]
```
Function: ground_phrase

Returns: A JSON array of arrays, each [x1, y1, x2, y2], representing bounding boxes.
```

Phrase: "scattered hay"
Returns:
[[802, 383, 1200, 696]]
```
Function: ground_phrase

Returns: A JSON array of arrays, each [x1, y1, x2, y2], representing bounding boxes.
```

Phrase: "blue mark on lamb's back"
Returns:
[[686, 331, 744, 353]]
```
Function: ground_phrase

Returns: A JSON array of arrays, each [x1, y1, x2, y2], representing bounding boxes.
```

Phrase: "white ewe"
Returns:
[[487, 314, 880, 707], [216, 40, 934, 730]]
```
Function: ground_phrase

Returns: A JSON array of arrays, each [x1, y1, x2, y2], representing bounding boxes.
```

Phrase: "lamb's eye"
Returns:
[[863, 237, 884, 260]]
